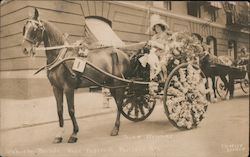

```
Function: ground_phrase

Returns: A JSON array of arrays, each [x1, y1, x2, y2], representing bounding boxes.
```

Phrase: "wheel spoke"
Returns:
[[121, 94, 156, 122], [138, 102, 145, 116], [127, 103, 134, 116], [134, 101, 139, 118]]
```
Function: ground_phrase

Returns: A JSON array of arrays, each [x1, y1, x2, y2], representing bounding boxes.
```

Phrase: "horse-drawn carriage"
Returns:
[[198, 50, 249, 100], [22, 8, 210, 143], [215, 61, 249, 98]]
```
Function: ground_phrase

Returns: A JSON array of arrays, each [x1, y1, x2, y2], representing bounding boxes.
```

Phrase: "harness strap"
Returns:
[[48, 48, 68, 71], [34, 66, 46, 75], [79, 75, 128, 89], [63, 62, 77, 78], [34, 47, 69, 74], [38, 57, 150, 85]]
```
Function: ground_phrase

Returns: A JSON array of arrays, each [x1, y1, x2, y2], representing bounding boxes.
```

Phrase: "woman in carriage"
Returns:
[[138, 14, 172, 81]]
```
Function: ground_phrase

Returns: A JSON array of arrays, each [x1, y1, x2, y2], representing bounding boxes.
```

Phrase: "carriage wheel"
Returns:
[[215, 77, 229, 98], [240, 79, 249, 94], [121, 94, 156, 122], [163, 63, 210, 130]]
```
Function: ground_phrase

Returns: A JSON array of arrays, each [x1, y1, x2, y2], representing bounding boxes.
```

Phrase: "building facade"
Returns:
[[0, 1, 249, 98]]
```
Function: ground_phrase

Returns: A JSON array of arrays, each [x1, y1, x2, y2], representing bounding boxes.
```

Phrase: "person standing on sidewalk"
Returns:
[[102, 87, 112, 108]]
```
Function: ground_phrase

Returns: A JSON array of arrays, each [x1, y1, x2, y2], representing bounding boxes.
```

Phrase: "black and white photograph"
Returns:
[[0, 1, 249, 157]]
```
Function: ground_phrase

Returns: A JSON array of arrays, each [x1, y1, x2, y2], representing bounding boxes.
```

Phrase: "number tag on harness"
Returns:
[[72, 58, 86, 73]]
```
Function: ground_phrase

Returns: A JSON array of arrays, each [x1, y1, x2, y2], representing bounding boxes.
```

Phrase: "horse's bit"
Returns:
[[23, 19, 45, 50]]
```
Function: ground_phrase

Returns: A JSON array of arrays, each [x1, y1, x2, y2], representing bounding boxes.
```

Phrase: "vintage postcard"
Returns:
[[0, 1, 249, 157]]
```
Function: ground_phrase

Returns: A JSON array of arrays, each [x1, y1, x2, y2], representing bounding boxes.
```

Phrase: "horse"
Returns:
[[21, 8, 131, 143], [199, 53, 232, 100]]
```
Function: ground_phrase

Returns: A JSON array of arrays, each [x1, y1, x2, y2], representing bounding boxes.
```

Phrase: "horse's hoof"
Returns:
[[214, 98, 218, 102], [53, 137, 63, 144], [225, 95, 230, 100], [110, 128, 119, 136], [68, 136, 78, 143]]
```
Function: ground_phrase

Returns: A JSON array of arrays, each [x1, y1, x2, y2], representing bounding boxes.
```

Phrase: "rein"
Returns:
[[33, 42, 133, 75], [33, 44, 86, 51]]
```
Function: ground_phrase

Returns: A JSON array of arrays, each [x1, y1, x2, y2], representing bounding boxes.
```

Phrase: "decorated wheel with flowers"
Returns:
[[121, 94, 156, 122], [163, 63, 210, 130]]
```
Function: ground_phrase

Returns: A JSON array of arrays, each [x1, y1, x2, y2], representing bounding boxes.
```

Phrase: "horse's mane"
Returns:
[[42, 20, 64, 46]]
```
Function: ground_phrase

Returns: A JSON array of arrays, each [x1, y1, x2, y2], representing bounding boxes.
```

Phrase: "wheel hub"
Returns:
[[186, 92, 196, 102]]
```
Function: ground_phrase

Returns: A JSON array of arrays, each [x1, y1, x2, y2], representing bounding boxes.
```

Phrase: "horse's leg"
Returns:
[[110, 88, 124, 136], [228, 74, 235, 99], [65, 89, 79, 143], [53, 86, 64, 143], [211, 76, 217, 101], [205, 77, 212, 102]]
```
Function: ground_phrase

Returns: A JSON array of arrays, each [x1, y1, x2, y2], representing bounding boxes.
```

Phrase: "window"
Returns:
[[203, 2, 221, 22], [187, 2, 201, 17], [228, 40, 237, 60], [208, 9, 218, 22], [85, 17, 125, 47], [206, 36, 217, 56], [164, 1, 172, 10], [223, 2, 237, 25], [153, 1, 171, 10], [226, 12, 235, 25]]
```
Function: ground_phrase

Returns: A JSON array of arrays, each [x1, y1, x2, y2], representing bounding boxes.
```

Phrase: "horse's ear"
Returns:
[[33, 8, 39, 20]]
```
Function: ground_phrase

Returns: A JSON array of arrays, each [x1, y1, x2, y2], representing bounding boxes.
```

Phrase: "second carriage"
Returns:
[[215, 62, 249, 98]]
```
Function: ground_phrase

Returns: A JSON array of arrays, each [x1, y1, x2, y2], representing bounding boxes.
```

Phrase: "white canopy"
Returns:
[[85, 18, 125, 47]]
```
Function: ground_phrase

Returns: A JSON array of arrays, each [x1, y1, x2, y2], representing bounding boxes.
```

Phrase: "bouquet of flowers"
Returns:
[[205, 53, 233, 66], [217, 56, 233, 66], [162, 32, 204, 73]]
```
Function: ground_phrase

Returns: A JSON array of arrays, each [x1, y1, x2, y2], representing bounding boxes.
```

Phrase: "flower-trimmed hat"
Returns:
[[149, 14, 169, 32]]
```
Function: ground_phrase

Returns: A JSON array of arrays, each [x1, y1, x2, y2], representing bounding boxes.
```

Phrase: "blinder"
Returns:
[[23, 19, 45, 48]]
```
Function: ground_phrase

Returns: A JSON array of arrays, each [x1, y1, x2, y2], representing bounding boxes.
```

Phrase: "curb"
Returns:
[[0, 108, 116, 132]]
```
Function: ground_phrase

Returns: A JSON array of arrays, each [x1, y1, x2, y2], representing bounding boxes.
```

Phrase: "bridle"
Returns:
[[23, 19, 88, 75], [23, 19, 45, 50], [23, 19, 64, 70]]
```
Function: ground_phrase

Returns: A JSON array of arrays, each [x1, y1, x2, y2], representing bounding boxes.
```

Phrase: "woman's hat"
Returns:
[[148, 14, 169, 33]]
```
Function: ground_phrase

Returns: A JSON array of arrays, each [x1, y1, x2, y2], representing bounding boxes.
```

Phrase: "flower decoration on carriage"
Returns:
[[135, 31, 210, 129], [166, 32, 203, 68], [165, 63, 210, 129]]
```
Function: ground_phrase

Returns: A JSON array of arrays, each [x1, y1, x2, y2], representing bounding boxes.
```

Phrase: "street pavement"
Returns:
[[0, 90, 249, 157], [0, 90, 116, 130]]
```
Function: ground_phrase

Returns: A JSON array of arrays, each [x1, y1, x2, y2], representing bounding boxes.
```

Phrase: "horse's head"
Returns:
[[22, 8, 45, 56], [199, 51, 210, 64]]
